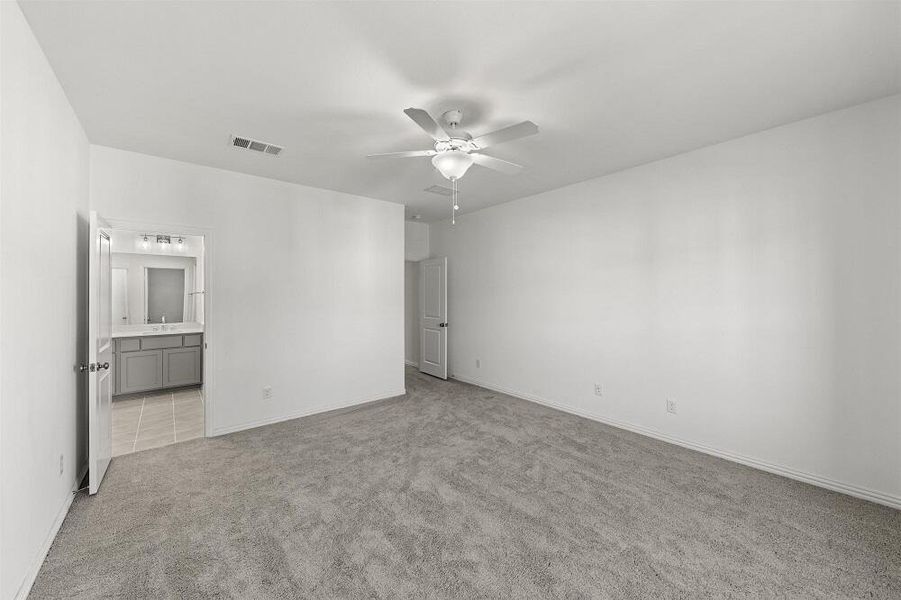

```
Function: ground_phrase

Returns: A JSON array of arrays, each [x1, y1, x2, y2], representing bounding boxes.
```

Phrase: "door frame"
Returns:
[[105, 217, 216, 438]]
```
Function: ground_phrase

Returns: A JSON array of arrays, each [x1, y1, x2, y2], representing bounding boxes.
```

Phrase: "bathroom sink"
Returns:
[[112, 323, 203, 339]]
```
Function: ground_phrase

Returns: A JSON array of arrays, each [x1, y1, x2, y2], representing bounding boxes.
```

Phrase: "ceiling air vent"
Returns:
[[424, 184, 455, 197], [231, 135, 283, 157]]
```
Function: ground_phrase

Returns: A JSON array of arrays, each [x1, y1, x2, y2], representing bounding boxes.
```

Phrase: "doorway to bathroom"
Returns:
[[105, 225, 209, 460]]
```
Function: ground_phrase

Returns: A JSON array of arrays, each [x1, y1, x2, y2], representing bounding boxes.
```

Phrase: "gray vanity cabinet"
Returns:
[[118, 350, 164, 394], [163, 347, 202, 387], [114, 333, 203, 395]]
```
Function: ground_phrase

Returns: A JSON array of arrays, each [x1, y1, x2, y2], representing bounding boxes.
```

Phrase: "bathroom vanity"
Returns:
[[112, 326, 203, 395]]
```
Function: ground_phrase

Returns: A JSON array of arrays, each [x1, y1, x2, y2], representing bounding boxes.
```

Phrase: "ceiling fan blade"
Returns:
[[472, 121, 538, 149], [403, 108, 451, 142], [471, 153, 524, 175], [367, 150, 436, 159]]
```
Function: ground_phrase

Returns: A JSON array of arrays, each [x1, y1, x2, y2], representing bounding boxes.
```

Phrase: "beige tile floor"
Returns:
[[112, 386, 204, 456]]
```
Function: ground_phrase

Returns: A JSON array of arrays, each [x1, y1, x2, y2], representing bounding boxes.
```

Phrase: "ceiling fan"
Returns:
[[368, 108, 538, 182]]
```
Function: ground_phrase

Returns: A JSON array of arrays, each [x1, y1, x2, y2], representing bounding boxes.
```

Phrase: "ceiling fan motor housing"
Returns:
[[435, 138, 476, 153], [442, 109, 464, 128]]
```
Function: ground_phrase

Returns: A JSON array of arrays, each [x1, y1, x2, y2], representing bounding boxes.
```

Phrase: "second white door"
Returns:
[[87, 211, 113, 494], [419, 257, 447, 379]]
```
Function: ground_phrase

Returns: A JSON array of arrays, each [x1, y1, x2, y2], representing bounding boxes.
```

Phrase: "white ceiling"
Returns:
[[21, 1, 900, 222]]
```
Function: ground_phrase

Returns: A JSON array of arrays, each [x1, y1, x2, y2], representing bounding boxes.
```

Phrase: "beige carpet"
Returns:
[[30, 367, 900, 598]]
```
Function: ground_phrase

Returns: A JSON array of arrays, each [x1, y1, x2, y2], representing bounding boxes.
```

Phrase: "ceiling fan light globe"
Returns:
[[432, 150, 474, 181]]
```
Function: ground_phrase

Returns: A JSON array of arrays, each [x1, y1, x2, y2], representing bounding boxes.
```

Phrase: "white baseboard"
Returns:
[[15, 466, 86, 600], [404, 359, 418, 367], [451, 373, 901, 511], [212, 388, 406, 436]]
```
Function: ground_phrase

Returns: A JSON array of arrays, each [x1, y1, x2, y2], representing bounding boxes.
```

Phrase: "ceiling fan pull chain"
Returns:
[[451, 177, 458, 225]]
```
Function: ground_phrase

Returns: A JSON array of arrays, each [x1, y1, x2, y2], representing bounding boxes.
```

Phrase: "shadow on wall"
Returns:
[[405, 260, 420, 366], [74, 212, 89, 476]]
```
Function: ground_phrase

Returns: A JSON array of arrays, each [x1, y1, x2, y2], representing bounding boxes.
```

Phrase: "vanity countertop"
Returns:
[[112, 323, 204, 339]]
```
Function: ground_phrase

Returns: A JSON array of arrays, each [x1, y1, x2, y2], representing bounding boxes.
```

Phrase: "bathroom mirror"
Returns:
[[111, 252, 197, 326], [145, 268, 185, 324]]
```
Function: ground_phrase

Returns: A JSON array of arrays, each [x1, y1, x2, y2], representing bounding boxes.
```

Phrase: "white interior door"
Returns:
[[87, 212, 113, 494], [419, 257, 447, 379]]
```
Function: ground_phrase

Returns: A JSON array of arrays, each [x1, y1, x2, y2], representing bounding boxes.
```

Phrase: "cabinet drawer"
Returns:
[[118, 338, 140, 352], [183, 334, 203, 347], [141, 335, 183, 350]]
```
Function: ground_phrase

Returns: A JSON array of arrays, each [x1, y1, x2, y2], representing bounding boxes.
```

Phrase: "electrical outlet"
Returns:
[[666, 399, 677, 414], [475, 359, 481, 369], [262, 385, 273, 400], [594, 383, 602, 396], [58, 454, 64, 476]]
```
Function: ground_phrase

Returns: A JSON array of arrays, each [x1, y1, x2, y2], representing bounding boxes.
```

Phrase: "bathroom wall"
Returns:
[[110, 230, 203, 257]]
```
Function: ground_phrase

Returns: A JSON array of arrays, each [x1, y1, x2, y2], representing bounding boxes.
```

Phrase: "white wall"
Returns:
[[0, 3, 91, 598], [404, 261, 419, 365], [431, 95, 901, 507], [404, 221, 430, 366], [405, 221, 429, 261], [90, 146, 405, 434]]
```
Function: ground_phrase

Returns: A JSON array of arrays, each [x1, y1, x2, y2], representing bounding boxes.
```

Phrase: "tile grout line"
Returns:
[[172, 393, 177, 442], [133, 397, 145, 454]]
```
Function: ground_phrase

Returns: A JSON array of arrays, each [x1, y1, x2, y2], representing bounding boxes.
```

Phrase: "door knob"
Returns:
[[438, 322, 448, 328], [79, 362, 108, 372]]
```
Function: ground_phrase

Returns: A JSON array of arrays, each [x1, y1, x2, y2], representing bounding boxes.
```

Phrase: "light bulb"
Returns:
[[141, 235, 149, 250], [177, 237, 184, 251]]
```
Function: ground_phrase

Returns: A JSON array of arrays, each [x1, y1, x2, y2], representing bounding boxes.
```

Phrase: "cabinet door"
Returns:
[[163, 347, 202, 387], [118, 350, 164, 394]]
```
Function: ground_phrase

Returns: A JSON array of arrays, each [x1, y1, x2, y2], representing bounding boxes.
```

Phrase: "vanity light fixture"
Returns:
[[156, 235, 171, 246]]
